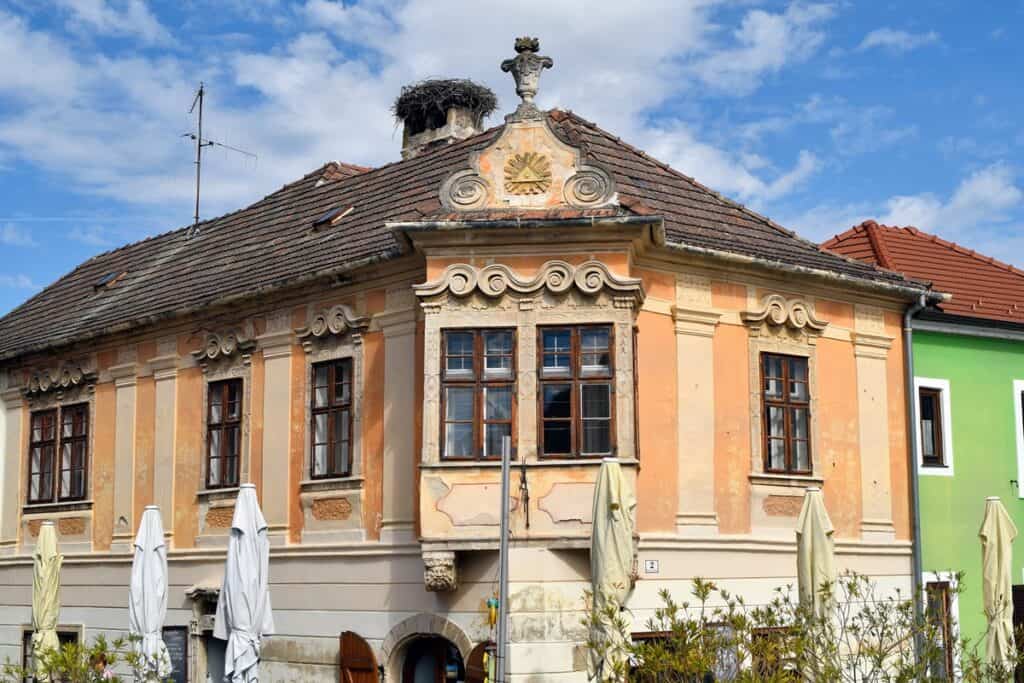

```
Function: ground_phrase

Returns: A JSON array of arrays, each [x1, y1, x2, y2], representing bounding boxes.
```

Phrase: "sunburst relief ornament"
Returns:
[[503, 152, 552, 195]]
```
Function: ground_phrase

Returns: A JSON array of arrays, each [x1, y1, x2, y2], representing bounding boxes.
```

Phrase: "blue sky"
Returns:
[[0, 0, 1022, 315]]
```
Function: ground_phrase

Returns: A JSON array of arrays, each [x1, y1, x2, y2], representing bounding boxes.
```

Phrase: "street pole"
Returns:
[[496, 435, 512, 682]]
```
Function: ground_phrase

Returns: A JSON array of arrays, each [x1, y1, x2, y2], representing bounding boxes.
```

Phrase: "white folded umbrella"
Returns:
[[129, 505, 172, 681], [214, 484, 275, 683]]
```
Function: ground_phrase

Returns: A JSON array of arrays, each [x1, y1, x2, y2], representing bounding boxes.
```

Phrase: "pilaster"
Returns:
[[149, 352, 179, 541], [673, 275, 721, 537], [109, 362, 138, 551], [0, 386, 24, 554], [256, 326, 295, 545]]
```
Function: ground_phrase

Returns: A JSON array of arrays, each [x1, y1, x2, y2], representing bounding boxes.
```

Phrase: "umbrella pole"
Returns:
[[496, 435, 512, 682]]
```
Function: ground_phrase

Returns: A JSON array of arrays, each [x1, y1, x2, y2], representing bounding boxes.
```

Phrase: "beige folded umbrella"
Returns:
[[980, 496, 1018, 669], [589, 458, 636, 681], [796, 487, 837, 620], [32, 521, 62, 682]]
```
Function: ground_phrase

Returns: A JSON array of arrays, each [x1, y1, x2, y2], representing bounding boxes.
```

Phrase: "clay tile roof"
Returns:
[[823, 220, 1024, 325], [0, 112, 918, 360]]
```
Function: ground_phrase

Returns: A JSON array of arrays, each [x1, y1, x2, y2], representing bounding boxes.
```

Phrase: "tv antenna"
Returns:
[[183, 82, 256, 236]]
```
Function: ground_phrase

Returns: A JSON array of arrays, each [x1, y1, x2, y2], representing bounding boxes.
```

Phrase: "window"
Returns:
[[926, 581, 954, 680], [919, 387, 945, 467], [28, 404, 88, 504], [22, 629, 79, 681], [206, 379, 242, 489], [441, 329, 515, 459], [311, 359, 353, 478], [539, 326, 614, 457], [761, 354, 811, 474]]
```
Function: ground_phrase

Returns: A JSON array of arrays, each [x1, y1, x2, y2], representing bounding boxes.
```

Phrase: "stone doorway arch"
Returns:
[[382, 613, 474, 681]]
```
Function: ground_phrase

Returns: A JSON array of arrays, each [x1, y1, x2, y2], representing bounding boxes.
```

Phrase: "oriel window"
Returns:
[[441, 329, 516, 459], [206, 379, 242, 489], [761, 353, 811, 474], [28, 404, 88, 504], [311, 359, 354, 478], [539, 325, 614, 457]]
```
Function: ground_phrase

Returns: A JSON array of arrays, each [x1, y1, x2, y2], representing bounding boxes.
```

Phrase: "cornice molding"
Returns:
[[414, 259, 645, 306]]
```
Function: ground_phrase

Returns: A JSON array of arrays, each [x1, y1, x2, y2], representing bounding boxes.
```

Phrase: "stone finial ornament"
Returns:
[[501, 36, 553, 121]]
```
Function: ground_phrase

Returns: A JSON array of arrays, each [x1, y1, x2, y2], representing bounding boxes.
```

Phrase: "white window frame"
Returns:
[[1013, 380, 1024, 499], [921, 571, 962, 680], [914, 377, 954, 477]]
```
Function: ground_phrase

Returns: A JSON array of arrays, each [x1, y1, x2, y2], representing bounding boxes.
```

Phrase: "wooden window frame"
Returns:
[[206, 378, 242, 489], [27, 404, 89, 505], [310, 358, 355, 479], [440, 329, 517, 460], [919, 387, 945, 467], [926, 581, 955, 678], [760, 353, 811, 475], [538, 325, 616, 459]]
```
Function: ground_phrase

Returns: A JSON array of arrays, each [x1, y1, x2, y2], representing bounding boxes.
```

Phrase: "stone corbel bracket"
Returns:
[[741, 294, 828, 337], [24, 363, 97, 396], [422, 550, 458, 593], [192, 330, 256, 367], [414, 259, 645, 308], [295, 304, 369, 353]]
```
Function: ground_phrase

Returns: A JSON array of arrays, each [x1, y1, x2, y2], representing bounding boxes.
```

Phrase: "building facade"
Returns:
[[0, 41, 928, 682], [827, 221, 1024, 667]]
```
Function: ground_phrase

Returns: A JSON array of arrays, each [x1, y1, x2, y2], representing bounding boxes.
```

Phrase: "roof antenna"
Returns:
[[183, 83, 256, 237]]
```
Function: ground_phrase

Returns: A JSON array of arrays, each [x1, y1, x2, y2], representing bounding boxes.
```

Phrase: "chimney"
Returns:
[[394, 79, 497, 159]]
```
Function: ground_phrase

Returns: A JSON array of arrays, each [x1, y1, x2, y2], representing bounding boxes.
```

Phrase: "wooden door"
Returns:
[[1013, 586, 1024, 683], [339, 631, 378, 683], [465, 642, 492, 683]]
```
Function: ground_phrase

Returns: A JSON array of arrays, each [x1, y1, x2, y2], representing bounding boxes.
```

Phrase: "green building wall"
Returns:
[[914, 329, 1024, 646]]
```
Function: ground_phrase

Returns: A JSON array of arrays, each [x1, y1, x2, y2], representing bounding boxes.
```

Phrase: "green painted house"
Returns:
[[827, 220, 1024, 666]]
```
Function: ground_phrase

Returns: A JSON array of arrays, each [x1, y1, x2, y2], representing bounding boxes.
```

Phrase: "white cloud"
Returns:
[[0, 274, 39, 290], [69, 226, 116, 247], [55, 0, 171, 45], [0, 223, 37, 247], [858, 27, 939, 53], [881, 163, 1022, 230]]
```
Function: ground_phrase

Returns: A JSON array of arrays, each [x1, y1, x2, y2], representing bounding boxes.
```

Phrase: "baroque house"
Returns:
[[0, 39, 930, 681]]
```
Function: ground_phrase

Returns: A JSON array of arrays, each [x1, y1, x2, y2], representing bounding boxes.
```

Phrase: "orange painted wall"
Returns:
[[172, 366, 202, 547], [635, 308, 677, 532], [362, 330, 385, 540], [633, 268, 674, 301], [885, 312, 911, 540], [288, 344, 305, 543], [91, 381, 116, 550], [133, 375, 156, 526], [713, 323, 751, 534], [815, 338, 863, 539]]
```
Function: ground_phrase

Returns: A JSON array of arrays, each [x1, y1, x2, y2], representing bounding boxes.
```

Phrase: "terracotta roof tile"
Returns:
[[823, 220, 1024, 324], [0, 112, 916, 360]]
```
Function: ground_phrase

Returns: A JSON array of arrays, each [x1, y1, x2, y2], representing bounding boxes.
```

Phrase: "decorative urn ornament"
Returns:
[[501, 36, 553, 121]]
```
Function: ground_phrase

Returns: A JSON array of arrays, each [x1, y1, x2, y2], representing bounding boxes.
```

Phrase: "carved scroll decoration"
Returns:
[[414, 260, 645, 307], [741, 294, 827, 334], [295, 304, 369, 351], [24, 364, 96, 396], [440, 169, 490, 210], [563, 165, 614, 208], [192, 330, 255, 364]]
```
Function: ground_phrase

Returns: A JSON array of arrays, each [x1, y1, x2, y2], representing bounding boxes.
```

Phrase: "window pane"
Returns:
[[580, 328, 610, 373], [543, 423, 571, 454], [313, 444, 328, 476], [542, 330, 571, 375], [921, 422, 936, 458], [314, 413, 328, 445], [790, 357, 808, 382], [61, 442, 71, 474], [485, 424, 511, 458], [208, 430, 221, 461], [227, 426, 239, 458], [919, 391, 935, 421], [445, 424, 473, 458], [543, 385, 572, 418], [210, 396, 222, 423], [62, 411, 73, 438], [333, 440, 350, 475], [335, 366, 351, 404], [227, 383, 241, 419], [581, 385, 611, 418], [484, 331, 513, 377], [208, 457, 221, 487], [61, 469, 71, 499], [485, 386, 512, 420], [314, 365, 329, 408], [792, 408, 808, 440], [225, 457, 238, 486], [445, 387, 474, 421], [767, 439, 786, 470], [767, 406, 785, 438], [789, 380, 808, 401], [793, 440, 810, 472], [582, 421, 611, 455], [445, 332, 474, 376], [335, 410, 350, 444]]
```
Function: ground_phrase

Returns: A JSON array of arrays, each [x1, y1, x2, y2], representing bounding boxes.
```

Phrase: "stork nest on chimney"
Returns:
[[393, 79, 498, 133]]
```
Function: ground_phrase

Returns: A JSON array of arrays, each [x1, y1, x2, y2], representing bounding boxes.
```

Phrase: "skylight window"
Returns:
[[93, 271, 126, 291], [312, 205, 354, 231]]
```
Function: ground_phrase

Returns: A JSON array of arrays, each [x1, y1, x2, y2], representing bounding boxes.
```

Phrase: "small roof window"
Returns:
[[312, 205, 354, 231], [93, 271, 126, 291]]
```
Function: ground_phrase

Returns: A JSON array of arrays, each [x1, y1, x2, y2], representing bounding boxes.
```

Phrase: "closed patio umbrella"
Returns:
[[588, 458, 636, 681], [796, 487, 837, 620], [32, 520, 62, 681], [129, 505, 172, 681], [214, 484, 275, 682], [980, 496, 1018, 669]]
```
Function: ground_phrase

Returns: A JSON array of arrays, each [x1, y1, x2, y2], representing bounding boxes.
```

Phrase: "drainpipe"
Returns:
[[904, 294, 928, 632]]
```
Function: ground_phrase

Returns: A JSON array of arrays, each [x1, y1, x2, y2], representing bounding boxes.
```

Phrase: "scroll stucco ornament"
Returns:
[[564, 166, 615, 207], [296, 304, 369, 343], [501, 36, 553, 122], [440, 169, 490, 210], [741, 294, 828, 333], [25, 364, 94, 396], [422, 551, 458, 592], [414, 260, 645, 307], [192, 330, 255, 363]]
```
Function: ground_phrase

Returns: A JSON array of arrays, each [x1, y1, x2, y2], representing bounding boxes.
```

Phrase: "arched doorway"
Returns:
[[401, 636, 465, 683]]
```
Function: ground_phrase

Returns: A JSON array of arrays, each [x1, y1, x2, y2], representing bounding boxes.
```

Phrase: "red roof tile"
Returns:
[[823, 220, 1024, 324]]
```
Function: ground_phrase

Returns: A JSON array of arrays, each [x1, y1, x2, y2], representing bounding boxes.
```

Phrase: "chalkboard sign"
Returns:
[[162, 626, 189, 683]]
